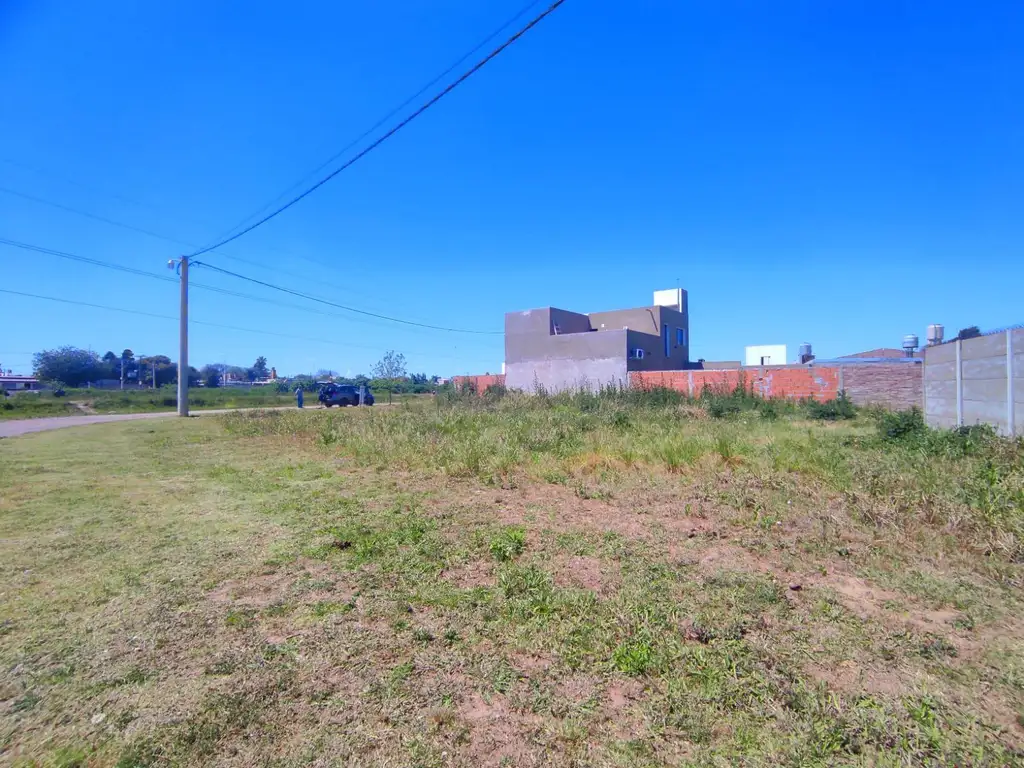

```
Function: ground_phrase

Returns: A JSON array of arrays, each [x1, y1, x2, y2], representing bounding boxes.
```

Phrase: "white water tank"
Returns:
[[926, 324, 945, 345], [902, 334, 919, 357]]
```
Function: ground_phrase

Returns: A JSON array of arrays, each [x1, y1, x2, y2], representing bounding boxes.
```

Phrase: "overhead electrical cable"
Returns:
[[193, 261, 502, 334], [0, 237, 501, 336], [204, 0, 546, 245], [0, 185, 404, 307], [0, 288, 483, 362], [187, 0, 566, 258]]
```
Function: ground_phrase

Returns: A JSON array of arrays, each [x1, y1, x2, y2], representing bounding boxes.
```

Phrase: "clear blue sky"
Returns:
[[1, 0, 1021, 376]]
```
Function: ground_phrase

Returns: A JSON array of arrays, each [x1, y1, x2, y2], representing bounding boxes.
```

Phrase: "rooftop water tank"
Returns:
[[902, 334, 919, 357], [926, 324, 945, 345]]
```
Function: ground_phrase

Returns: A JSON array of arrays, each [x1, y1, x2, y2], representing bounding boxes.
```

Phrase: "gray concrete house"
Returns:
[[505, 289, 690, 392]]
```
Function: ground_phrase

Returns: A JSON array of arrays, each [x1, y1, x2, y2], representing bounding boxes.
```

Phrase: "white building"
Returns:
[[744, 344, 787, 366]]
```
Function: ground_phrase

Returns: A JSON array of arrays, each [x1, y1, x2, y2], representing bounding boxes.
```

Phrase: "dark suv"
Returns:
[[317, 384, 373, 407]]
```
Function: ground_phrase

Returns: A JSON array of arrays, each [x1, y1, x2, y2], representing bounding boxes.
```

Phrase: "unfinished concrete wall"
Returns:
[[506, 329, 628, 393], [588, 307, 660, 335], [924, 328, 1022, 435], [589, 307, 688, 370]]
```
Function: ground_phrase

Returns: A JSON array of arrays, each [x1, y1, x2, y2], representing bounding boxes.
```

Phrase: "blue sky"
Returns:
[[1, 0, 1021, 377]]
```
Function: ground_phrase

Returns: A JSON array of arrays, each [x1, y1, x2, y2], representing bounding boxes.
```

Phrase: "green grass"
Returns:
[[1, 392, 1022, 765], [0, 387, 425, 420]]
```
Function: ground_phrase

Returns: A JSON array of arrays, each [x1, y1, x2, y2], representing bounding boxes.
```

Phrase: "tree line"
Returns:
[[31, 347, 440, 394], [33, 347, 191, 388]]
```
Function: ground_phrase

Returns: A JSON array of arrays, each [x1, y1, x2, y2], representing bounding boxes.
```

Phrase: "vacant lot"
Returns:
[[2, 390, 1022, 766], [0, 388, 421, 421], [0, 388, 296, 421]]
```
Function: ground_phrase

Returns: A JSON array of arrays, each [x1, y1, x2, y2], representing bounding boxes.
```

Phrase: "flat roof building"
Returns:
[[505, 289, 690, 393]]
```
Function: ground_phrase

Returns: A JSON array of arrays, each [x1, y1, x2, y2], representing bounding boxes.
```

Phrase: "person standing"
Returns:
[[295, 385, 304, 409]]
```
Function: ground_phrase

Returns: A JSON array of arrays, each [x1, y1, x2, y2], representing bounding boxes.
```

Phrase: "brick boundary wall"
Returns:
[[453, 363, 922, 411], [633, 364, 922, 409], [451, 374, 505, 392], [840, 364, 922, 411]]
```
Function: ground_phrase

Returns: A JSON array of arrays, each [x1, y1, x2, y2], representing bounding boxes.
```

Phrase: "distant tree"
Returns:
[[200, 364, 222, 388], [99, 351, 119, 379], [120, 348, 137, 380], [371, 350, 407, 404], [139, 356, 176, 387], [33, 347, 103, 387], [410, 373, 428, 385], [252, 356, 270, 380]]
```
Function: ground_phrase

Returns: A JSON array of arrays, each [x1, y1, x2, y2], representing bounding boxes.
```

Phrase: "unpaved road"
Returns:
[[0, 408, 299, 438]]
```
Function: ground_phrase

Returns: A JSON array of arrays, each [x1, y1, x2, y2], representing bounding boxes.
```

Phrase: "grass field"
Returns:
[[0, 388, 418, 420], [1, 390, 1022, 766]]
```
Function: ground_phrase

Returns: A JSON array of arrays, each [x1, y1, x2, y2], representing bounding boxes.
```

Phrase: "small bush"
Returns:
[[876, 407, 926, 440], [489, 527, 526, 562], [612, 632, 655, 676], [805, 392, 856, 421]]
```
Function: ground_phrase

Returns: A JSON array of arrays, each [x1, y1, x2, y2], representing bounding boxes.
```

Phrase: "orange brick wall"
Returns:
[[632, 367, 840, 402], [453, 364, 921, 409], [451, 374, 506, 392], [632, 364, 921, 407]]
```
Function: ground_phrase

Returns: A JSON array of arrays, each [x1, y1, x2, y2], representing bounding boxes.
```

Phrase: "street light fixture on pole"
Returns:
[[168, 256, 189, 416]]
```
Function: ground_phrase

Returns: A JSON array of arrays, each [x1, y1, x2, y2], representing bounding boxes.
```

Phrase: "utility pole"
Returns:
[[170, 256, 190, 416]]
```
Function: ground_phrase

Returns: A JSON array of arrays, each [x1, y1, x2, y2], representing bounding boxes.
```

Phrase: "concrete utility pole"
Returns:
[[178, 256, 189, 416], [170, 256, 190, 416]]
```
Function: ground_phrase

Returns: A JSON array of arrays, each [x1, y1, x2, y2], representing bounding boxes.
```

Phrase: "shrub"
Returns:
[[805, 391, 856, 421], [489, 527, 526, 562], [612, 632, 655, 676], [875, 407, 926, 441]]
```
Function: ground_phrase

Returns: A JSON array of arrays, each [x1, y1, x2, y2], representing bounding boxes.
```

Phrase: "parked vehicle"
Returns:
[[317, 383, 373, 407]]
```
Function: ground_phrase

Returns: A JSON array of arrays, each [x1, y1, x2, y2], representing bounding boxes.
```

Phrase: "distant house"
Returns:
[[839, 348, 919, 359], [505, 289, 690, 393], [1, 374, 42, 392]]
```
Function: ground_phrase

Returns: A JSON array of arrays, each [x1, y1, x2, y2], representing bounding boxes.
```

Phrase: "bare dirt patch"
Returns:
[[442, 559, 494, 589], [551, 554, 616, 594], [205, 559, 337, 608], [459, 691, 544, 767]]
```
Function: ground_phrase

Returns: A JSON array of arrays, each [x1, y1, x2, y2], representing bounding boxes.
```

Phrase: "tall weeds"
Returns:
[[222, 389, 1024, 560]]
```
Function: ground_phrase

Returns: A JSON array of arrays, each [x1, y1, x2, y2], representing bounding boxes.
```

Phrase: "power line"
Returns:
[[0, 237, 177, 283], [0, 236, 500, 337], [0, 184, 399, 307], [188, 0, 566, 258], [194, 261, 501, 334], [0, 186, 195, 248], [0, 288, 488, 362], [205, 0, 545, 247]]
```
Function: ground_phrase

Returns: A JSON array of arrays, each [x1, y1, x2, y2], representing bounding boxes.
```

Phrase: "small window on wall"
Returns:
[[629, 348, 645, 360], [676, 328, 685, 346]]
